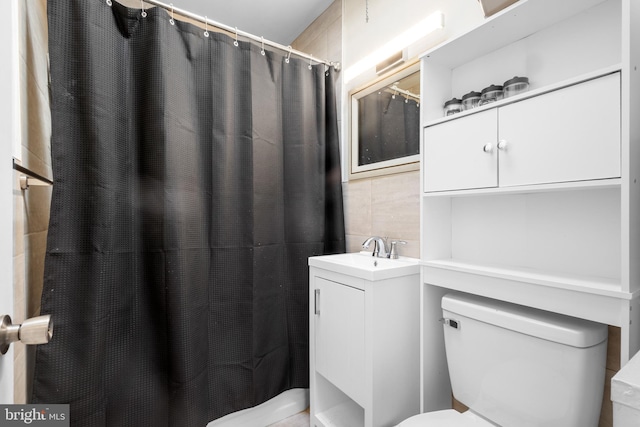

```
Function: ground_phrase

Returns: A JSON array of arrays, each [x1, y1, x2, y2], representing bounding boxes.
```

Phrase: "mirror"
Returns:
[[349, 63, 420, 179]]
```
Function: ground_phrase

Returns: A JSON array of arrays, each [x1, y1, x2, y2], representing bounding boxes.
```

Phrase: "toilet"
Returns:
[[399, 293, 608, 427]]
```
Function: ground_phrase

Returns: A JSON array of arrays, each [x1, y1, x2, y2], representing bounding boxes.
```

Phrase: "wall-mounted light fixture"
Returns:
[[375, 50, 407, 75], [345, 10, 444, 83]]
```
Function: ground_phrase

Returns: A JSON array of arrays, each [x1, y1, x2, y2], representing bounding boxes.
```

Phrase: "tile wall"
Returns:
[[342, 171, 420, 257], [292, 0, 343, 135]]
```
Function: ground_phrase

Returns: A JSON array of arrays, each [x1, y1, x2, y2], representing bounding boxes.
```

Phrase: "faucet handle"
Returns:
[[389, 240, 407, 259]]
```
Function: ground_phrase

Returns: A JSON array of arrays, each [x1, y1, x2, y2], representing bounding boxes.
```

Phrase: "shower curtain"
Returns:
[[32, 1, 345, 426]]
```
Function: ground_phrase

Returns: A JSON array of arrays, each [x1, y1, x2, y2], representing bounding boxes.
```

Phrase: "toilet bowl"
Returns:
[[399, 293, 608, 427]]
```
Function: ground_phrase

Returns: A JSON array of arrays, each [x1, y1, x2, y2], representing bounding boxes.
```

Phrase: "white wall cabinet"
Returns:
[[498, 73, 620, 187], [424, 72, 621, 192], [308, 259, 423, 427], [419, 0, 640, 416], [424, 109, 497, 192]]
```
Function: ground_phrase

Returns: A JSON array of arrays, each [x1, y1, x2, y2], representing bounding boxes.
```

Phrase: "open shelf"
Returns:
[[314, 401, 364, 427], [421, 187, 623, 291], [420, 0, 610, 69], [423, 65, 622, 129], [421, 259, 626, 299], [420, 0, 621, 123], [422, 177, 621, 198]]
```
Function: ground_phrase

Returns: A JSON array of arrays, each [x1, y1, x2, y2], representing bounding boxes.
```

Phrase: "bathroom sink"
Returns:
[[308, 251, 420, 281]]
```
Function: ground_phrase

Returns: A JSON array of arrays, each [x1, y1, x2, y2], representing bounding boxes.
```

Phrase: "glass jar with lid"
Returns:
[[461, 91, 481, 110], [443, 98, 463, 116], [480, 84, 504, 105], [503, 76, 530, 98]]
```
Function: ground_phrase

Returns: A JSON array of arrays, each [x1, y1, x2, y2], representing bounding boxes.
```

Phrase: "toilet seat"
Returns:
[[397, 409, 495, 426]]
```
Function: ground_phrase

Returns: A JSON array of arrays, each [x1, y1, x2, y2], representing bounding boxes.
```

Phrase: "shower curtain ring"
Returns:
[[140, 0, 147, 17], [308, 55, 313, 70], [261, 37, 266, 56], [285, 46, 292, 64], [204, 17, 209, 37], [106, 0, 112, 6], [169, 3, 175, 25], [234, 27, 239, 47]]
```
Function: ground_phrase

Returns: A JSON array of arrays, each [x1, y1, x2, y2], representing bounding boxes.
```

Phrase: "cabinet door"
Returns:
[[498, 73, 621, 187], [424, 109, 498, 192], [314, 278, 366, 406]]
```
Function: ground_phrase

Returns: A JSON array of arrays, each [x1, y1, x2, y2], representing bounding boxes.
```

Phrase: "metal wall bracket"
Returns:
[[13, 160, 53, 190]]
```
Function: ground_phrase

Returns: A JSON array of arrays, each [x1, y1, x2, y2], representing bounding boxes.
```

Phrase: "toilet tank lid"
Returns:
[[442, 293, 608, 348]]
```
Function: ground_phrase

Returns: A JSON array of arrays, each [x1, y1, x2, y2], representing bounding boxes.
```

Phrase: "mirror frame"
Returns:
[[348, 61, 421, 180]]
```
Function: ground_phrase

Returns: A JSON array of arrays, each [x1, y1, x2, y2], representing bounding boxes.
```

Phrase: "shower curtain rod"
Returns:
[[388, 85, 420, 102], [137, 0, 340, 70]]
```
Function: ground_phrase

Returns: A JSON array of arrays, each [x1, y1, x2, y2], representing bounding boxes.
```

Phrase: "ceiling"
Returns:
[[174, 0, 335, 45]]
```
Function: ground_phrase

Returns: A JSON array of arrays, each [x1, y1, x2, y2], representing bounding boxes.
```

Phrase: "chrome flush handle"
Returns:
[[439, 318, 460, 329]]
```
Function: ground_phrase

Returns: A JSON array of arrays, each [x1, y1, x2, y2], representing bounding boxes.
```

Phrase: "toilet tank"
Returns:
[[441, 293, 608, 427]]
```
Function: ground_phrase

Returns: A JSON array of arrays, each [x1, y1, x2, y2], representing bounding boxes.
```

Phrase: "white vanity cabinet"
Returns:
[[313, 277, 366, 407], [308, 255, 422, 427], [419, 0, 640, 421], [424, 72, 621, 192]]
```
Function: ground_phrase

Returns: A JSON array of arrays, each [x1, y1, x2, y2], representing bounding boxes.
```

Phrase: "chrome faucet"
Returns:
[[362, 236, 388, 258]]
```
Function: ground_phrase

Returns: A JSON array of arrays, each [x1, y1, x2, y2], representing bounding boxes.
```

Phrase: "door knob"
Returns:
[[0, 314, 53, 355], [497, 139, 508, 150], [483, 143, 493, 153]]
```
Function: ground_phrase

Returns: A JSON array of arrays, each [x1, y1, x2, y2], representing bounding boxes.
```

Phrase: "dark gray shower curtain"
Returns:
[[32, 1, 345, 426]]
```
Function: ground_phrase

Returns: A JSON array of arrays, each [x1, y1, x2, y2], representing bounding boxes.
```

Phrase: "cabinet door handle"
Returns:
[[497, 139, 508, 150], [314, 289, 320, 315], [483, 143, 493, 153]]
